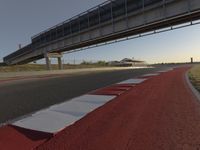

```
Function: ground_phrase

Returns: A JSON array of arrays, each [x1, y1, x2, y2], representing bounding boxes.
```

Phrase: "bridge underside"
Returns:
[[3, 0, 200, 69], [13, 55, 44, 65]]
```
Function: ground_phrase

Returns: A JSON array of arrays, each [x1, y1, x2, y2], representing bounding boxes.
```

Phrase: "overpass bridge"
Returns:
[[3, 0, 200, 69]]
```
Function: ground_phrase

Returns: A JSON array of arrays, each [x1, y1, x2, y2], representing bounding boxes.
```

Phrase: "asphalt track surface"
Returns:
[[36, 66, 200, 150], [0, 67, 164, 124]]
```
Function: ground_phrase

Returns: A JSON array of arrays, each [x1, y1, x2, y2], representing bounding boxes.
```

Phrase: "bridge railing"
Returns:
[[31, 0, 163, 50]]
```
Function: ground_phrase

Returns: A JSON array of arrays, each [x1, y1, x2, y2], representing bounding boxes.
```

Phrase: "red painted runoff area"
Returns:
[[0, 125, 52, 150], [1, 67, 200, 150], [36, 67, 200, 150]]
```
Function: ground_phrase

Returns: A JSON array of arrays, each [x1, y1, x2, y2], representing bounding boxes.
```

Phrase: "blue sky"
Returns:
[[0, 0, 200, 64]]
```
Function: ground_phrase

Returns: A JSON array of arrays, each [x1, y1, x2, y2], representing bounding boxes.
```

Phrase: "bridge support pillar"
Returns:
[[44, 52, 63, 70], [45, 56, 51, 70], [58, 57, 63, 70]]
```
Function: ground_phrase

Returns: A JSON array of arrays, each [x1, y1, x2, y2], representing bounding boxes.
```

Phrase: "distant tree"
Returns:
[[96, 61, 108, 66], [81, 60, 92, 65]]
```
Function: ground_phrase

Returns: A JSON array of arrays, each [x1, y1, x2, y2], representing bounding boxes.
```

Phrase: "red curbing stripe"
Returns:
[[90, 85, 133, 96], [91, 90, 125, 96], [111, 84, 135, 88], [0, 125, 53, 150]]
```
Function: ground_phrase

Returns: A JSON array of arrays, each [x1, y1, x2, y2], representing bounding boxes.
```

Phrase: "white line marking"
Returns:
[[117, 78, 146, 84], [74, 94, 116, 104], [12, 94, 116, 133], [12, 110, 79, 133], [50, 101, 104, 117], [142, 73, 160, 77]]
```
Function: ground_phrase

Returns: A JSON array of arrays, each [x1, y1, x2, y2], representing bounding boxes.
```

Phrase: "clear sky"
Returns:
[[0, 0, 200, 64]]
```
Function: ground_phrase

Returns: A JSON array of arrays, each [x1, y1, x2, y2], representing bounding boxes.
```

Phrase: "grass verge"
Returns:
[[0, 64, 111, 72], [188, 65, 200, 92]]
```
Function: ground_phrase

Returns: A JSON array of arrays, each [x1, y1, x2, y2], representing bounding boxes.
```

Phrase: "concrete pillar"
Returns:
[[45, 55, 51, 70], [44, 52, 63, 70], [58, 57, 63, 70]]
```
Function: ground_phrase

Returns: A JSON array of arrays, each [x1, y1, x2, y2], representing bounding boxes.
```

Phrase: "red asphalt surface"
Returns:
[[36, 67, 200, 150], [0, 125, 52, 150], [1, 66, 200, 150], [90, 85, 133, 96]]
